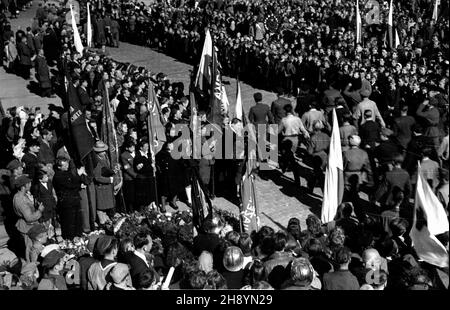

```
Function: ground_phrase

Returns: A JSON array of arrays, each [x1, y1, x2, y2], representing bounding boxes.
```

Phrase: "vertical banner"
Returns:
[[240, 160, 259, 234], [87, 2, 93, 48]]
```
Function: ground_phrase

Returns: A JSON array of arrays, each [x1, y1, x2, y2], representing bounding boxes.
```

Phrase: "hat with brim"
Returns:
[[6, 159, 22, 171], [94, 235, 115, 256], [93, 140, 108, 152], [27, 223, 47, 240], [41, 244, 61, 258], [41, 250, 66, 269], [110, 263, 129, 284], [15, 175, 32, 189]]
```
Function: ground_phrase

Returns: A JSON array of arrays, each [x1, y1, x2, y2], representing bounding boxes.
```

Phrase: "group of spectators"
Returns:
[[0, 0, 449, 290]]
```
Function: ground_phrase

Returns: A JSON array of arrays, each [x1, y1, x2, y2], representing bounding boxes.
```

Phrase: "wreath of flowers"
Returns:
[[264, 14, 280, 33]]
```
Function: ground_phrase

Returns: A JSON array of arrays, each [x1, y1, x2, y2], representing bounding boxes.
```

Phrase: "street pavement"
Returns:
[[0, 0, 321, 231]]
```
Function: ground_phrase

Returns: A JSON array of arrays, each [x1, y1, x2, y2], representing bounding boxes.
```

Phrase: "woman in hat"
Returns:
[[92, 141, 115, 224], [13, 175, 44, 257]]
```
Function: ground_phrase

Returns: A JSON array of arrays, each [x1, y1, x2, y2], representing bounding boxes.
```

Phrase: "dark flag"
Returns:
[[191, 171, 213, 232], [147, 81, 166, 155], [100, 80, 122, 195], [240, 158, 259, 234], [208, 47, 223, 126], [190, 90, 202, 159], [64, 70, 95, 163]]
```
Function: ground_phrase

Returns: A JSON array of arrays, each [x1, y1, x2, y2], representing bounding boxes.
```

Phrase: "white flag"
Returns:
[[394, 28, 400, 48], [321, 109, 344, 223], [195, 29, 213, 92], [87, 2, 92, 48], [221, 84, 229, 115], [70, 5, 84, 54], [432, 0, 440, 21], [409, 165, 449, 268], [235, 80, 243, 121], [356, 0, 362, 44]]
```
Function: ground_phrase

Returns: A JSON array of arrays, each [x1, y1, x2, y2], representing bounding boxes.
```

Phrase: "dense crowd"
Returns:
[[0, 0, 449, 290]]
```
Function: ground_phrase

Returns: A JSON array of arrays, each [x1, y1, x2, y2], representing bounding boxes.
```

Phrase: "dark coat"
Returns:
[[248, 102, 274, 125], [192, 232, 221, 257], [77, 86, 93, 110], [133, 152, 156, 206], [21, 152, 39, 181], [271, 97, 290, 125], [17, 41, 33, 66], [53, 170, 83, 204], [156, 149, 184, 198], [78, 255, 97, 291], [35, 55, 51, 89], [124, 252, 153, 288], [38, 138, 55, 165], [32, 181, 57, 222], [120, 151, 137, 181], [93, 156, 115, 210], [323, 270, 360, 290]]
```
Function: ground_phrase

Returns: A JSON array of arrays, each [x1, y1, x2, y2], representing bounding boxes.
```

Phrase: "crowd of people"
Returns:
[[0, 0, 449, 290]]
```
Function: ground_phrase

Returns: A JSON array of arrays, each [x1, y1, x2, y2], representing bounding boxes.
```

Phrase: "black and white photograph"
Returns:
[[0, 0, 448, 296]]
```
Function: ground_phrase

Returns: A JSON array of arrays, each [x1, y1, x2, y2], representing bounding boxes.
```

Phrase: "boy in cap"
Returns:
[[25, 223, 47, 263], [107, 263, 134, 290], [37, 249, 67, 290]]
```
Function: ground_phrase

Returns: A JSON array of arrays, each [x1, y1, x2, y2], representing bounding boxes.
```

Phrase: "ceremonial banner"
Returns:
[[410, 168, 449, 268], [321, 109, 344, 223], [432, 0, 440, 22], [235, 79, 243, 121], [191, 172, 213, 232], [195, 29, 213, 93], [70, 3, 83, 54], [87, 2, 93, 48], [356, 0, 362, 44], [147, 81, 166, 155], [101, 81, 122, 194], [386, 0, 394, 49], [65, 69, 95, 161], [208, 47, 223, 126], [240, 159, 259, 234]]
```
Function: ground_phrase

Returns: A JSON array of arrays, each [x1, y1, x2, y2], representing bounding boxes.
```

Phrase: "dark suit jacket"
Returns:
[[32, 181, 57, 222], [21, 152, 39, 181], [78, 86, 93, 111], [17, 41, 33, 65], [78, 255, 97, 291], [192, 233, 221, 257], [271, 97, 290, 124], [248, 103, 274, 125], [124, 252, 152, 287], [120, 151, 137, 181], [359, 120, 381, 148]]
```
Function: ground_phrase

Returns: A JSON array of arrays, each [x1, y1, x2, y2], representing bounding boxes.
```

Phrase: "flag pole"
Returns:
[[147, 79, 160, 208], [102, 79, 126, 211]]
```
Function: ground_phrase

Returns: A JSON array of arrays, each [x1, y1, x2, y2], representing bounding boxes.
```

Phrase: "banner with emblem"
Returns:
[[100, 80, 122, 194], [147, 81, 166, 155]]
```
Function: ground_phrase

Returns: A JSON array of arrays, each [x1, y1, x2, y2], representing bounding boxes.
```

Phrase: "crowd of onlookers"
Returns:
[[0, 0, 448, 290]]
